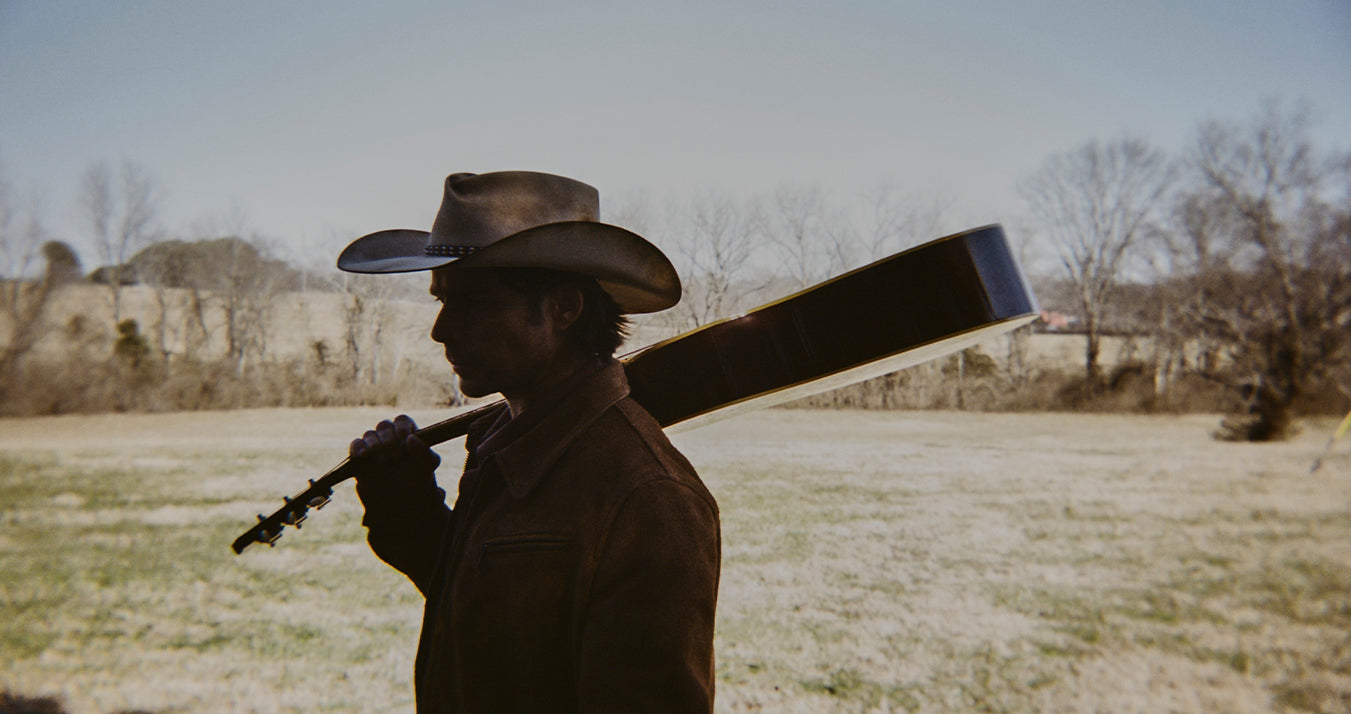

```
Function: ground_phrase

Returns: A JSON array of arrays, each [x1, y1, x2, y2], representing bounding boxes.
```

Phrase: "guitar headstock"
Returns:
[[231, 478, 335, 554]]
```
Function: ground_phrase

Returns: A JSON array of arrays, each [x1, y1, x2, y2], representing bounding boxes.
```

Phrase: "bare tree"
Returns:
[[215, 236, 289, 375], [78, 160, 161, 322], [0, 181, 81, 396], [1162, 102, 1351, 440], [1020, 138, 1176, 389], [670, 191, 766, 327], [759, 184, 833, 289], [340, 272, 370, 381], [168, 208, 295, 375], [131, 239, 200, 363], [323, 263, 403, 386], [605, 188, 658, 238], [1, 186, 41, 389], [852, 180, 952, 261], [134, 240, 194, 362], [0, 171, 16, 274]]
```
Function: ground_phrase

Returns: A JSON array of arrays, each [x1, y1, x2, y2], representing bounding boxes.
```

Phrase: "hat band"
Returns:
[[425, 244, 481, 258]]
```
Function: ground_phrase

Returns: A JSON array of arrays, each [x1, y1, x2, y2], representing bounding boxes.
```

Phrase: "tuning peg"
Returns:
[[307, 480, 333, 510], [255, 514, 284, 546], [279, 497, 307, 527]]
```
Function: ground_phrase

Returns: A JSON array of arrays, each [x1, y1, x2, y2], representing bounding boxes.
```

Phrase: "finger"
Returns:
[[405, 433, 429, 454], [393, 414, 418, 440], [405, 434, 441, 469], [375, 419, 396, 445], [350, 438, 368, 458]]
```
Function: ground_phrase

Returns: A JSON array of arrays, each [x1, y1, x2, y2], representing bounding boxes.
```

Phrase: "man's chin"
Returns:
[[458, 384, 498, 399], [453, 373, 497, 399]]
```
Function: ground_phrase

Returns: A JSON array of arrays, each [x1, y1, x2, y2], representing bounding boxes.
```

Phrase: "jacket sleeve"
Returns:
[[355, 456, 452, 597], [577, 479, 722, 712]]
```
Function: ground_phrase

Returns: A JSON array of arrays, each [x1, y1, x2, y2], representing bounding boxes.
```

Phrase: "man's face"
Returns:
[[428, 267, 567, 401]]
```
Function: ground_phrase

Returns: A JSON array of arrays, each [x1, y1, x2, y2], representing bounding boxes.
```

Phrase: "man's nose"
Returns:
[[431, 307, 455, 344]]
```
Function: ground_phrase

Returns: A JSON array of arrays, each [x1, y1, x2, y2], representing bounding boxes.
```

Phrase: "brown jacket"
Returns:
[[358, 360, 721, 712]]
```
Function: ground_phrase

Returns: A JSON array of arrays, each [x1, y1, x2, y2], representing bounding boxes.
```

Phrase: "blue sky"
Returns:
[[2, 0, 1349, 267]]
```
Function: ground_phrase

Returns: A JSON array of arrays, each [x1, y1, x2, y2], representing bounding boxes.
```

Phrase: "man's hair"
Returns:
[[493, 267, 631, 358]]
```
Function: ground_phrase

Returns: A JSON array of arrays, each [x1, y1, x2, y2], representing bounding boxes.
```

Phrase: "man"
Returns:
[[337, 171, 721, 712]]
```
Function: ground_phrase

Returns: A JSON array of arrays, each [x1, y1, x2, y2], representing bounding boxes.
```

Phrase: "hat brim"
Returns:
[[336, 229, 454, 273], [336, 222, 681, 314]]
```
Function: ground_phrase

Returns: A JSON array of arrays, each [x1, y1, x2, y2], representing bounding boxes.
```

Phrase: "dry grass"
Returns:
[[2, 408, 1348, 713]]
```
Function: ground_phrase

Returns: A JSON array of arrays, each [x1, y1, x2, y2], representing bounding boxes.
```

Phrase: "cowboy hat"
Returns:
[[336, 171, 681, 314]]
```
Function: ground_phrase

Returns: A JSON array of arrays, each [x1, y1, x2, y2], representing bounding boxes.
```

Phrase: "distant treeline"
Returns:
[[2, 102, 1348, 439]]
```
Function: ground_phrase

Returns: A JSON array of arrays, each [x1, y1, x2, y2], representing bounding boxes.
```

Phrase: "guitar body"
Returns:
[[627, 223, 1037, 429], [233, 224, 1037, 553]]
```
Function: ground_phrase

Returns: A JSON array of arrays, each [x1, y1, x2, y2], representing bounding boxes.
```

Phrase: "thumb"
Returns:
[[405, 434, 441, 470]]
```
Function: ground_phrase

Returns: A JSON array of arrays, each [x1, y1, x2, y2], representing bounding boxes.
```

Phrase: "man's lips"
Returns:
[[446, 356, 475, 375]]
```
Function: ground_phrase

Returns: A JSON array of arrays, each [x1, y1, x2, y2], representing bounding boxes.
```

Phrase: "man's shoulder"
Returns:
[[567, 396, 712, 503]]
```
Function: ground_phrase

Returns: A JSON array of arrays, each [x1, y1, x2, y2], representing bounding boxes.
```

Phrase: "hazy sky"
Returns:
[[2, 0, 1349, 267]]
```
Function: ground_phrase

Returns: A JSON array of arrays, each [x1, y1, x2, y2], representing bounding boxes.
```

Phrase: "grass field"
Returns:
[[1, 408, 1348, 713]]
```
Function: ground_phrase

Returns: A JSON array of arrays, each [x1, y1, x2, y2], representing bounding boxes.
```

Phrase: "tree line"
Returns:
[[1019, 101, 1349, 440], [0, 161, 442, 414], [1, 101, 1347, 440]]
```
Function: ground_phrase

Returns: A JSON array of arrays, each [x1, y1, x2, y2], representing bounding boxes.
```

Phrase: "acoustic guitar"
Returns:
[[232, 224, 1038, 553]]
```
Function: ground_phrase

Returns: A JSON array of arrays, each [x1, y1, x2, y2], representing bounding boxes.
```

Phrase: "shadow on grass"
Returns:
[[0, 690, 155, 714]]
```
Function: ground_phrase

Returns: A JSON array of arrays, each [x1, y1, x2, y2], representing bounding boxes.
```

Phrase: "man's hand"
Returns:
[[349, 414, 441, 486], [351, 414, 429, 461], [349, 415, 448, 590]]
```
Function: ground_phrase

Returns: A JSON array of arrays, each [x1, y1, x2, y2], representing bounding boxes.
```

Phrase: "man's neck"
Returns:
[[502, 354, 603, 418]]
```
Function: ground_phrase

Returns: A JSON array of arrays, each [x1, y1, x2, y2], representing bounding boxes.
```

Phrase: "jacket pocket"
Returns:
[[476, 533, 576, 572], [457, 533, 580, 703], [480, 532, 573, 553], [469, 533, 579, 663]]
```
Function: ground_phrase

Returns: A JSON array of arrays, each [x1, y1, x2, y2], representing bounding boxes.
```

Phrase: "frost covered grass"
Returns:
[[2, 408, 1348, 713]]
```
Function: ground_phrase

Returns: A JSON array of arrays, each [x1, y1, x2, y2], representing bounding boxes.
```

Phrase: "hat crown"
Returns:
[[431, 171, 600, 250]]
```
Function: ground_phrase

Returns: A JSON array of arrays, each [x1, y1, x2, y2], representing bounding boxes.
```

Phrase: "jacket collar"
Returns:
[[474, 359, 630, 500]]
